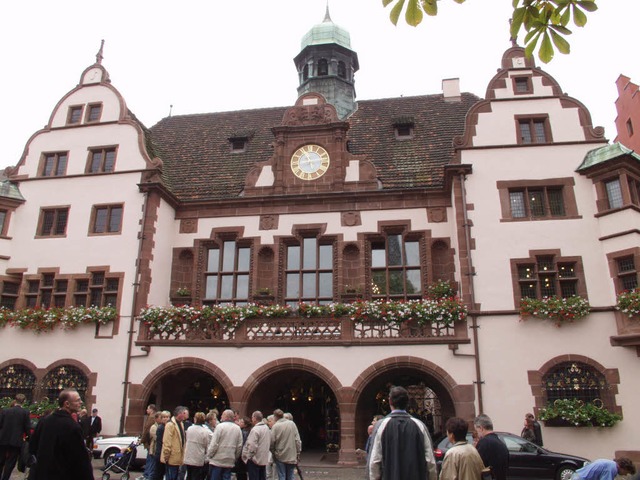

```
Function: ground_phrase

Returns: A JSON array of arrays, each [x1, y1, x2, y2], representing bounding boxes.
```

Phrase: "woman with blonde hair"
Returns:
[[183, 412, 213, 480]]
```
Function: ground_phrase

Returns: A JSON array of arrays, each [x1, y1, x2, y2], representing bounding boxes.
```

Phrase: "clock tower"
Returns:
[[293, 6, 359, 120]]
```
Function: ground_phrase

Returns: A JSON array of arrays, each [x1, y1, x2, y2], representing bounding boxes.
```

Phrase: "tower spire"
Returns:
[[324, 1, 332, 23], [95, 39, 105, 65]]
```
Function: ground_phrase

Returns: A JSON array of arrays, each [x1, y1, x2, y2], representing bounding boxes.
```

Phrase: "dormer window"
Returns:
[[86, 103, 103, 123], [393, 117, 415, 140], [67, 106, 83, 125], [516, 116, 551, 144], [317, 59, 328, 76], [230, 137, 248, 152], [513, 76, 532, 94], [337, 61, 346, 79]]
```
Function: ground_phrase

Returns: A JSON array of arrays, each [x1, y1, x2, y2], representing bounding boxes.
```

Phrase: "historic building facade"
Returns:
[[0, 13, 638, 464]]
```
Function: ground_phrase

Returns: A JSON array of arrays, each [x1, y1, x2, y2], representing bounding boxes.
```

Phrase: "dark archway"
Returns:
[[246, 369, 339, 452], [354, 368, 455, 449], [147, 368, 230, 415]]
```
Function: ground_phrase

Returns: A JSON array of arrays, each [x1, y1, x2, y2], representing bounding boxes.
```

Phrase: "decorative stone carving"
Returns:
[[341, 211, 361, 227], [260, 215, 278, 230], [180, 219, 198, 234], [427, 207, 447, 223]]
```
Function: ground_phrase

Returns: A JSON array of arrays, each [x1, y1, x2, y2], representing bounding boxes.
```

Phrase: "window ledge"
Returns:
[[595, 204, 640, 218], [500, 215, 582, 223]]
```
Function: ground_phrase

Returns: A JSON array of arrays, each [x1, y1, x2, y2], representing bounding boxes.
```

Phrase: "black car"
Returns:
[[434, 431, 588, 480]]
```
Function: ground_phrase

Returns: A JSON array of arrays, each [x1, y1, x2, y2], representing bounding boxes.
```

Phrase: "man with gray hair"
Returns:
[[161, 406, 189, 480], [242, 411, 271, 480], [474, 414, 509, 480], [207, 409, 243, 480], [270, 409, 301, 480]]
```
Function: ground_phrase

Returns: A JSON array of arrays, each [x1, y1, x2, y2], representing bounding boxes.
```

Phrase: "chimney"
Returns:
[[442, 78, 461, 102]]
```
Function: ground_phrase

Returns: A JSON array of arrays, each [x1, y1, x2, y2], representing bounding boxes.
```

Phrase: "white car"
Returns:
[[92, 436, 147, 469]]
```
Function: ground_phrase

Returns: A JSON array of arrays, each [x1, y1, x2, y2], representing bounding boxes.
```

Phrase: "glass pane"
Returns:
[[74, 294, 87, 307], [56, 154, 67, 176], [237, 247, 250, 271], [104, 150, 116, 172], [605, 179, 623, 209], [557, 263, 575, 278], [540, 275, 556, 297], [519, 282, 537, 298], [405, 241, 420, 266], [518, 265, 534, 279], [621, 274, 638, 291], [519, 121, 532, 144], [302, 273, 316, 298], [93, 208, 107, 233], [103, 294, 117, 306], [528, 189, 545, 217], [108, 207, 122, 232], [40, 291, 52, 308], [319, 244, 332, 269], [319, 272, 332, 297], [41, 211, 55, 235], [236, 275, 249, 299], [92, 272, 105, 286], [286, 273, 299, 298], [371, 270, 387, 295], [54, 210, 68, 235], [534, 120, 547, 142], [54, 295, 66, 308], [537, 257, 554, 272], [303, 238, 317, 269], [43, 157, 54, 176], [388, 270, 404, 295], [387, 235, 403, 266], [205, 276, 218, 299], [510, 191, 526, 218], [547, 188, 565, 216], [560, 281, 577, 298], [207, 249, 219, 272], [91, 152, 102, 173], [371, 243, 386, 268], [406, 269, 421, 294], [220, 275, 233, 299], [287, 245, 300, 270], [222, 241, 235, 271], [617, 257, 635, 273], [90, 289, 102, 306]]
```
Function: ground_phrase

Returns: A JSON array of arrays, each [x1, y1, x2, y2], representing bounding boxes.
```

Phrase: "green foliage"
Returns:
[[0, 397, 59, 416], [616, 288, 640, 318], [0, 306, 117, 333], [426, 280, 457, 300], [140, 298, 468, 334], [382, 0, 598, 63], [538, 399, 622, 427], [519, 295, 591, 326]]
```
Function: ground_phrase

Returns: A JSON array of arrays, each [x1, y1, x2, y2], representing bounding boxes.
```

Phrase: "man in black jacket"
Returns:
[[474, 414, 509, 480], [0, 393, 31, 480], [29, 389, 93, 480]]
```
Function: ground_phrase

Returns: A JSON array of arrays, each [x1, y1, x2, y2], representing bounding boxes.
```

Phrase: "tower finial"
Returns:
[[96, 39, 105, 65], [323, 1, 332, 23]]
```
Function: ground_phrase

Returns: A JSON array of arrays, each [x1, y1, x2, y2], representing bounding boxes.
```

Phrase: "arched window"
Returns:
[[543, 361, 610, 406], [0, 364, 36, 401], [337, 61, 346, 79], [43, 365, 88, 401], [317, 59, 329, 76]]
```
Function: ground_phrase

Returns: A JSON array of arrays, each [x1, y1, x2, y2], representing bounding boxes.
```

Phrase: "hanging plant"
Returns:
[[616, 288, 640, 318], [538, 399, 622, 427], [519, 295, 591, 326], [0, 306, 117, 334]]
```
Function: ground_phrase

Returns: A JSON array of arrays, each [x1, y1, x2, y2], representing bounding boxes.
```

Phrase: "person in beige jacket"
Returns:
[[207, 409, 243, 480], [440, 417, 485, 480], [161, 406, 189, 480], [242, 411, 272, 480]]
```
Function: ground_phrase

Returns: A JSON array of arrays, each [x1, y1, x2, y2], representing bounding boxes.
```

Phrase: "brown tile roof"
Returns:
[[149, 92, 480, 201]]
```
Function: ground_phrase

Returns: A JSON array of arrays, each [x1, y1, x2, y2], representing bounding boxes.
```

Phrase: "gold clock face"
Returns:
[[290, 144, 330, 180]]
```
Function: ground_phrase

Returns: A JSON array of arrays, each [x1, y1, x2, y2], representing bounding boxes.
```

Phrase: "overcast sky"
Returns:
[[2, 1, 638, 171]]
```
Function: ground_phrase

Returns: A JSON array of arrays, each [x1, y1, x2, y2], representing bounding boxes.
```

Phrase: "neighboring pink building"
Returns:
[[0, 13, 638, 467], [615, 74, 640, 151]]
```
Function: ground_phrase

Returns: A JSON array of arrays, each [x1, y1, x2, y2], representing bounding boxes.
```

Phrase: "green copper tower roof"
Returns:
[[301, 6, 352, 50], [577, 142, 640, 171]]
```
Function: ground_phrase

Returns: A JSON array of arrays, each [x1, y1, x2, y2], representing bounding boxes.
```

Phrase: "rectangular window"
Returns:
[[0, 282, 19, 310], [508, 187, 566, 219], [86, 104, 102, 123], [25, 279, 39, 308], [41, 152, 68, 177], [87, 147, 117, 173], [605, 179, 623, 209], [370, 234, 422, 301], [616, 256, 638, 291], [91, 205, 123, 234], [229, 137, 248, 152], [74, 271, 119, 307], [203, 240, 250, 306], [513, 77, 532, 94], [0, 210, 6, 236], [285, 237, 334, 305], [38, 208, 69, 237], [514, 254, 581, 301], [67, 106, 83, 125], [517, 117, 549, 144]]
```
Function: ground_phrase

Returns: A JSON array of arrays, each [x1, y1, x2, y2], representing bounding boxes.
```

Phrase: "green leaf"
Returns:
[[577, 0, 598, 12], [572, 5, 587, 27], [559, 6, 571, 26], [420, 0, 438, 16], [382, 0, 394, 7], [524, 31, 540, 58], [511, 7, 526, 38], [406, 0, 424, 25], [551, 25, 572, 35], [550, 29, 571, 54], [389, 0, 406, 26], [538, 31, 554, 63]]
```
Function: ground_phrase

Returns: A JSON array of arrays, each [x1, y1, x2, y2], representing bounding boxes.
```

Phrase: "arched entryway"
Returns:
[[244, 361, 341, 453], [352, 357, 472, 451]]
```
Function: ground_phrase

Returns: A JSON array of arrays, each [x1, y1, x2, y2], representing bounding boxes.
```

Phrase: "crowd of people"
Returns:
[[138, 403, 301, 480]]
